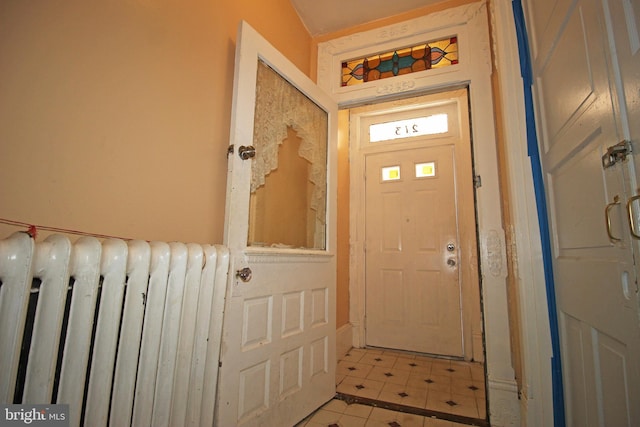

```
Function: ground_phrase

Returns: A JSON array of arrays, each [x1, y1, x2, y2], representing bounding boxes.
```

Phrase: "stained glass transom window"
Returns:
[[341, 36, 458, 87]]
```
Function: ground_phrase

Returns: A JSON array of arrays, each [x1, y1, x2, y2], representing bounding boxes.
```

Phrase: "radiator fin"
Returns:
[[0, 232, 229, 427]]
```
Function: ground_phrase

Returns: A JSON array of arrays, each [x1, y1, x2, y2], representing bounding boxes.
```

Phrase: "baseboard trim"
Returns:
[[336, 393, 489, 427], [487, 377, 520, 427], [336, 323, 353, 359]]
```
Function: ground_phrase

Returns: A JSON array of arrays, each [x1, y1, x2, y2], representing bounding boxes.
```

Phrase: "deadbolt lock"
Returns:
[[447, 243, 456, 252]]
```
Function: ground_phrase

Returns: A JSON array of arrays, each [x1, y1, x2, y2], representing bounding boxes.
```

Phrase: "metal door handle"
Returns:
[[236, 267, 252, 282], [605, 195, 621, 242], [627, 195, 640, 239], [238, 145, 256, 160], [447, 258, 456, 267]]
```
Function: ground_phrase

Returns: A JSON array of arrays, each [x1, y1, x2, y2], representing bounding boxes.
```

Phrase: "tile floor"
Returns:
[[297, 347, 487, 427], [296, 399, 476, 427]]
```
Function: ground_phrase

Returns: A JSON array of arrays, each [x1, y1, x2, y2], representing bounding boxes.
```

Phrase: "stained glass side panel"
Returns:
[[341, 36, 458, 87]]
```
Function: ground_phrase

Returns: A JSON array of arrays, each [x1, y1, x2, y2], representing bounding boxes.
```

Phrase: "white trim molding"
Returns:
[[318, 2, 522, 425], [490, 0, 554, 426], [336, 323, 353, 360]]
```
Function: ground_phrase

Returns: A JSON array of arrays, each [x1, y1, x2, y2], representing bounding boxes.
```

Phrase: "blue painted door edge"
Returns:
[[511, 1, 566, 426]]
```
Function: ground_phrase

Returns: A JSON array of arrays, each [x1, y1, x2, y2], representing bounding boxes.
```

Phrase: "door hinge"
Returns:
[[474, 175, 482, 188], [602, 140, 632, 169]]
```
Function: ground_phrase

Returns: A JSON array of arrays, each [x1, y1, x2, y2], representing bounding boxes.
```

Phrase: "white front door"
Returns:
[[353, 89, 480, 359], [524, 0, 640, 425], [217, 22, 338, 427], [365, 145, 463, 356]]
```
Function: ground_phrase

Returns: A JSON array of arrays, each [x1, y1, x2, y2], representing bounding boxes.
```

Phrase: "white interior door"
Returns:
[[524, 0, 640, 425], [217, 22, 337, 427], [354, 89, 479, 358]]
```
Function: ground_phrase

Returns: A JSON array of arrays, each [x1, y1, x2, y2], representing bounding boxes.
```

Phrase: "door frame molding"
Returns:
[[349, 89, 478, 360], [318, 1, 533, 424], [491, 1, 555, 425]]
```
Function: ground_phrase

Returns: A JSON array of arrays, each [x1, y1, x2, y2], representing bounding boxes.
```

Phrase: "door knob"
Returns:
[[238, 145, 256, 160], [447, 258, 456, 267], [447, 243, 456, 252], [236, 267, 252, 282]]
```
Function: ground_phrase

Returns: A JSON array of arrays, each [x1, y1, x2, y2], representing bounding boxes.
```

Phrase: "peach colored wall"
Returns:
[[1, 0, 488, 333], [0, 0, 310, 244], [336, 110, 350, 328]]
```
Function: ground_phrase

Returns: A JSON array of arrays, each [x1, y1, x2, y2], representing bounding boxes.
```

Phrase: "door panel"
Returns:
[[605, 0, 640, 231], [598, 332, 634, 427], [539, 9, 596, 148], [218, 21, 337, 427], [560, 313, 597, 426], [525, 0, 640, 424], [606, 0, 640, 150]]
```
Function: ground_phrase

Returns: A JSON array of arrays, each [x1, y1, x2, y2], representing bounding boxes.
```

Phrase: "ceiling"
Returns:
[[290, 0, 445, 36]]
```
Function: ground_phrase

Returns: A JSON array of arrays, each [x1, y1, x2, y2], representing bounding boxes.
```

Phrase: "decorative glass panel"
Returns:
[[369, 114, 448, 142], [381, 166, 401, 182], [415, 162, 436, 178], [342, 36, 458, 86]]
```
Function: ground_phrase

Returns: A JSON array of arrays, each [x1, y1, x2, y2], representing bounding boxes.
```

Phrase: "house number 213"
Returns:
[[395, 123, 419, 136]]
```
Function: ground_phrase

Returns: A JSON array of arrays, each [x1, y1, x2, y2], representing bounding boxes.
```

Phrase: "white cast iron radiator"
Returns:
[[0, 232, 229, 427]]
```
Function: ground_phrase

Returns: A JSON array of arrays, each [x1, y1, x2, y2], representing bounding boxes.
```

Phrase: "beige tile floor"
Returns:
[[297, 347, 487, 427], [296, 399, 475, 427]]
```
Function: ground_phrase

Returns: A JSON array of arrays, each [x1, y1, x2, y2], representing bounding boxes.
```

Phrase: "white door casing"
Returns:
[[353, 90, 479, 359], [491, 0, 555, 425], [523, 0, 640, 425], [318, 2, 520, 425], [219, 21, 338, 427]]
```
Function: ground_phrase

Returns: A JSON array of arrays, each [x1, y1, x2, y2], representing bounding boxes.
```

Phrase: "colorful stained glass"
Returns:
[[341, 36, 458, 87]]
